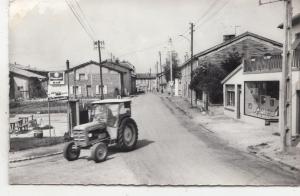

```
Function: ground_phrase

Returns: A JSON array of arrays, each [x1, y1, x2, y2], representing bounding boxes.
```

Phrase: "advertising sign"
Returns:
[[49, 71, 65, 85], [48, 85, 68, 101], [48, 71, 68, 101]]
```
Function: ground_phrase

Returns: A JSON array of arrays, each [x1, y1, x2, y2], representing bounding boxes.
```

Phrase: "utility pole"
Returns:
[[169, 38, 173, 95], [159, 51, 162, 92], [259, 0, 293, 151], [66, 60, 71, 135], [149, 67, 152, 91], [190, 22, 195, 107], [156, 61, 159, 91], [95, 40, 105, 100], [280, 0, 293, 151]]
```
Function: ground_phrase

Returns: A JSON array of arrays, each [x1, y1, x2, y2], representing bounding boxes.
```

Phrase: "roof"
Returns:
[[66, 60, 128, 73], [91, 98, 131, 104], [278, 13, 300, 29], [136, 73, 156, 79], [221, 65, 242, 84], [180, 32, 283, 68], [9, 64, 46, 79]]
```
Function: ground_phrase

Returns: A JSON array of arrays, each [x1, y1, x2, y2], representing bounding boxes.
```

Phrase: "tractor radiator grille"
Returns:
[[73, 130, 86, 141]]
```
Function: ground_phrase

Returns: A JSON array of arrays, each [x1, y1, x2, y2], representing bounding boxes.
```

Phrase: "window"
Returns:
[[226, 85, 235, 107], [17, 86, 24, 91], [79, 73, 86, 81]]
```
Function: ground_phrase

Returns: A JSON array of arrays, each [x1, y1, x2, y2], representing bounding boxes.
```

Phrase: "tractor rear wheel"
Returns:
[[118, 118, 138, 151], [63, 141, 80, 161], [91, 142, 108, 163]]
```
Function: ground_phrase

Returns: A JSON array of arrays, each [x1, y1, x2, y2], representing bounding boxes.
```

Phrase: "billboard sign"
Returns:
[[48, 84, 68, 101], [48, 71, 68, 101], [49, 71, 65, 85]]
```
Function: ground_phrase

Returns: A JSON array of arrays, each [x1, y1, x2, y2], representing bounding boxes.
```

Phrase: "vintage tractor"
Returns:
[[63, 99, 138, 163]]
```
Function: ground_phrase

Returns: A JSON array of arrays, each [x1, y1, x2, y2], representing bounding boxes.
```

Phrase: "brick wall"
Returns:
[[67, 64, 121, 98]]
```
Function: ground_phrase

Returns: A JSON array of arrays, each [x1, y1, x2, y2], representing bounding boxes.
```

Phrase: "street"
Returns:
[[9, 93, 300, 185]]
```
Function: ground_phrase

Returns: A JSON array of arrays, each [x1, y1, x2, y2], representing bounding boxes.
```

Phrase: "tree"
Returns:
[[189, 50, 242, 104], [221, 49, 242, 74], [163, 51, 181, 82], [190, 60, 226, 104]]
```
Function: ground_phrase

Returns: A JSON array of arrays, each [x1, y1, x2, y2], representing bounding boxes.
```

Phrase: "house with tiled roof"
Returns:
[[221, 14, 300, 137], [65, 59, 136, 98], [9, 64, 47, 100], [179, 31, 283, 109]]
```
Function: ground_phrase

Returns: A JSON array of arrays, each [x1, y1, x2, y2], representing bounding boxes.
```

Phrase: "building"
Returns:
[[9, 64, 47, 100], [136, 73, 156, 92], [66, 60, 135, 98], [221, 14, 300, 136], [179, 32, 282, 108]]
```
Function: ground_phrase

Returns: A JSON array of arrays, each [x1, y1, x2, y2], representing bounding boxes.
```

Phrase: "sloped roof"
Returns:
[[180, 31, 282, 68], [136, 73, 156, 79], [66, 60, 128, 73], [221, 65, 242, 84], [9, 64, 46, 79], [278, 13, 300, 29]]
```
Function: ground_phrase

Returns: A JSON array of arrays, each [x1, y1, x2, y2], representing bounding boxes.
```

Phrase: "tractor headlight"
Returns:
[[88, 133, 93, 137]]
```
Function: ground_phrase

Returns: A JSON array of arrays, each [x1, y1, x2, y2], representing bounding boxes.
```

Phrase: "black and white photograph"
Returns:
[[4, 0, 300, 187]]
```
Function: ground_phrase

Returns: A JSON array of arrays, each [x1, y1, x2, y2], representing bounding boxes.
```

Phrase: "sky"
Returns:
[[9, 0, 300, 73]]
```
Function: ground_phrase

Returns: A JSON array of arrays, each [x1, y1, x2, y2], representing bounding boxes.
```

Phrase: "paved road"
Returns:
[[9, 93, 300, 185]]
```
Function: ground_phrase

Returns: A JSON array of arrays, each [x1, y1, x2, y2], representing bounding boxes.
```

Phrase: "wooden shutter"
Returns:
[[103, 85, 107, 95], [78, 86, 82, 94], [96, 85, 99, 94], [75, 73, 79, 81], [85, 73, 88, 80], [70, 86, 73, 94]]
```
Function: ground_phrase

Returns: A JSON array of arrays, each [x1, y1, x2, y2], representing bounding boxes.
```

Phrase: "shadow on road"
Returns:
[[78, 139, 154, 163]]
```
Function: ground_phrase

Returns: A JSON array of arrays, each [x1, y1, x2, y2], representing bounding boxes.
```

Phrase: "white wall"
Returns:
[[223, 65, 300, 135]]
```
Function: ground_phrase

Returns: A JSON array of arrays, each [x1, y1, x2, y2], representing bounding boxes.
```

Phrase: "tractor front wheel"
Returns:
[[118, 118, 138, 151], [91, 142, 108, 163], [63, 141, 80, 161]]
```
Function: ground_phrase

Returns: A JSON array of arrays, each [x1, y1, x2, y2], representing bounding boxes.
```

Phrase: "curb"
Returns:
[[165, 96, 300, 174], [9, 151, 63, 163], [249, 151, 300, 173]]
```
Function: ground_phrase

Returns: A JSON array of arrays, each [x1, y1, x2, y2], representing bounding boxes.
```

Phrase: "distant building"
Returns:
[[136, 73, 156, 92], [66, 60, 136, 98], [9, 64, 47, 100], [180, 32, 282, 108]]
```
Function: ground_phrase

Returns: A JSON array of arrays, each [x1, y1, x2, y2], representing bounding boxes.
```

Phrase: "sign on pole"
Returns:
[[48, 71, 68, 101]]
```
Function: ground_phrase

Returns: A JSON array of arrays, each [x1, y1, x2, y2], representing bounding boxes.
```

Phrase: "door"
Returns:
[[297, 91, 300, 134], [237, 85, 242, 119], [86, 85, 91, 97]]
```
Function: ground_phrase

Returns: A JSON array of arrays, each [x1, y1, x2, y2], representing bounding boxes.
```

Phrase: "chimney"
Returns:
[[223, 34, 236, 42]]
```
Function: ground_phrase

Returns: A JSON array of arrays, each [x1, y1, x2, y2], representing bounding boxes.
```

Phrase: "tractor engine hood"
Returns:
[[73, 121, 106, 132]]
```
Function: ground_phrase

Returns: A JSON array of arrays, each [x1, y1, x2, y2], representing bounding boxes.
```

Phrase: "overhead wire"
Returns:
[[65, 0, 96, 41], [119, 0, 226, 58], [73, 0, 97, 38]]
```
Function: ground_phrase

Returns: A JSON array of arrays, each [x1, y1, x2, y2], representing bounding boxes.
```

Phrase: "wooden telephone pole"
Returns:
[[259, 0, 293, 151], [96, 40, 105, 100], [280, 0, 293, 151], [190, 22, 195, 107]]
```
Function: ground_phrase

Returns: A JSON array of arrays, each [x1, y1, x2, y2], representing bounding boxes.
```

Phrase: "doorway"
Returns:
[[86, 85, 91, 97], [297, 91, 300, 134], [237, 85, 242, 119]]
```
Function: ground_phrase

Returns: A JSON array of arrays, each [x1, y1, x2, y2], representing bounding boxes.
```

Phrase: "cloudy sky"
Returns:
[[9, 0, 300, 72]]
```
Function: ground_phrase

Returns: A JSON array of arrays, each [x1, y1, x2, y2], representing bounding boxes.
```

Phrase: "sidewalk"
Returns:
[[9, 143, 65, 163], [165, 95, 300, 172]]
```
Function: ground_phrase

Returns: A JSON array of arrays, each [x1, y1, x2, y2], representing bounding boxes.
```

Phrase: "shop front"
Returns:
[[244, 81, 279, 120]]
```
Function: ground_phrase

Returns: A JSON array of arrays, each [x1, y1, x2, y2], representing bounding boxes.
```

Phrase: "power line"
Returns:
[[73, 0, 96, 38], [194, 0, 220, 26], [119, 0, 228, 58], [65, 0, 95, 41], [194, 0, 231, 31]]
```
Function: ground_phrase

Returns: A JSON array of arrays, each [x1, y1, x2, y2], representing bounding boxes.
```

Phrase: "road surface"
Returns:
[[9, 93, 300, 185]]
